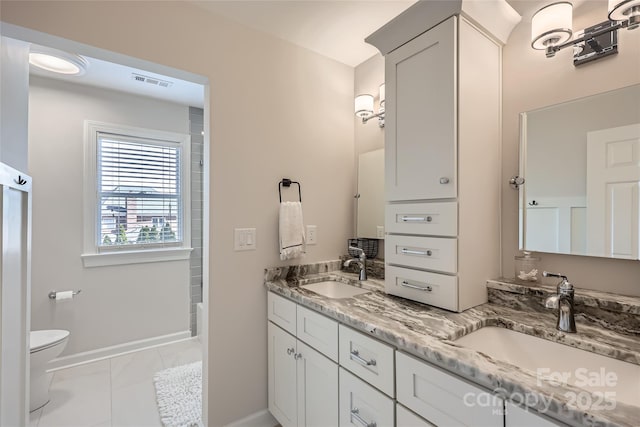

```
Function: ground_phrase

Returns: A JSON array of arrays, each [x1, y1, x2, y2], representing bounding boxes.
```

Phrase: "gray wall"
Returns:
[[189, 106, 204, 335]]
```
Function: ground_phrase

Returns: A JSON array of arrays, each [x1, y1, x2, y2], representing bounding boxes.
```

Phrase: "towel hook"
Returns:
[[279, 178, 302, 203]]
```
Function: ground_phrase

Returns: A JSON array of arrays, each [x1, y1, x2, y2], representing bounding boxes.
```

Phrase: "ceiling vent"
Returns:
[[131, 73, 173, 88]]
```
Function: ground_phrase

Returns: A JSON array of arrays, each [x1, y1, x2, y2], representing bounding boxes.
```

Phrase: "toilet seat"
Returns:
[[30, 330, 70, 353]]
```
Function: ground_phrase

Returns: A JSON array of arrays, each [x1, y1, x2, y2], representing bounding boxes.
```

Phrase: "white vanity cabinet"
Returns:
[[340, 368, 395, 427], [505, 402, 563, 427], [338, 325, 396, 426], [339, 325, 395, 397], [396, 404, 435, 427], [267, 292, 569, 427], [396, 351, 504, 427], [381, 13, 503, 312], [267, 293, 339, 427]]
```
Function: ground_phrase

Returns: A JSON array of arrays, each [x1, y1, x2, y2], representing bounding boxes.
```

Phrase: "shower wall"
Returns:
[[189, 107, 204, 335]]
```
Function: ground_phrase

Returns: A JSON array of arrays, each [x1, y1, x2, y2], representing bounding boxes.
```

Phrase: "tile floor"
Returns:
[[30, 338, 202, 427]]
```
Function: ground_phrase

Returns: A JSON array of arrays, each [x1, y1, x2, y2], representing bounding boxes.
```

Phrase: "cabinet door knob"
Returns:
[[286, 347, 295, 356], [439, 177, 450, 184], [294, 352, 302, 360]]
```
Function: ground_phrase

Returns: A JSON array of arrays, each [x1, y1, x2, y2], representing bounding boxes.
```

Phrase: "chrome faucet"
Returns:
[[344, 246, 367, 281], [543, 271, 577, 333]]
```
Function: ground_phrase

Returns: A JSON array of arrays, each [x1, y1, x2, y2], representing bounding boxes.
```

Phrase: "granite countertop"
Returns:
[[264, 261, 640, 427]]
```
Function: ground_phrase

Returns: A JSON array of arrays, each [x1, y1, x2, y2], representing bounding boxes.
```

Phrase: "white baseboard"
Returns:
[[48, 330, 192, 371], [224, 409, 278, 427]]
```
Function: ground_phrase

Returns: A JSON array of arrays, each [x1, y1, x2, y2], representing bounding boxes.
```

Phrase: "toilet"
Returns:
[[29, 330, 70, 412]]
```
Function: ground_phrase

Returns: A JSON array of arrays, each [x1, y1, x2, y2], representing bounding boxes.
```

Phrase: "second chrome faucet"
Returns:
[[543, 271, 577, 333]]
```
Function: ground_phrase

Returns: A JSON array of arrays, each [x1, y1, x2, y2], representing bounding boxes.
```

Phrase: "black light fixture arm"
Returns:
[[361, 111, 385, 124], [545, 20, 628, 57]]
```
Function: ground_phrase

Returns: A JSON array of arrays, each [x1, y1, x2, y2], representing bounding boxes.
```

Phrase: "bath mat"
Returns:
[[153, 361, 203, 427]]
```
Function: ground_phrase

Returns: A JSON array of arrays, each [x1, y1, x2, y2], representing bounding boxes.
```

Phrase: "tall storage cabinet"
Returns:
[[385, 17, 457, 202], [367, 2, 520, 312]]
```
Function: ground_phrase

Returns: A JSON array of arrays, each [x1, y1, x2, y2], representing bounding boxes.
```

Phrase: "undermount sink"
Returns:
[[456, 327, 640, 407], [300, 281, 371, 299]]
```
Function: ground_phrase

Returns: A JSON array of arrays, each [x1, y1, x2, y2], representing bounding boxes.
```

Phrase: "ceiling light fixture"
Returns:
[[354, 83, 385, 128], [29, 46, 88, 75], [531, 1, 639, 65]]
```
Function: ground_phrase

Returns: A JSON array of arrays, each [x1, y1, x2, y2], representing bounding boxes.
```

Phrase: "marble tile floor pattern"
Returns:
[[30, 338, 202, 427]]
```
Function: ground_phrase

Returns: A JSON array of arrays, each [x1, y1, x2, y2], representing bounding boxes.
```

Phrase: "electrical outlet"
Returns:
[[306, 225, 317, 245], [234, 228, 256, 251], [377, 225, 385, 239]]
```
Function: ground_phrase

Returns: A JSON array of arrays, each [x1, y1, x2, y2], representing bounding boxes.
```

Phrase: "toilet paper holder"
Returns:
[[48, 290, 82, 299]]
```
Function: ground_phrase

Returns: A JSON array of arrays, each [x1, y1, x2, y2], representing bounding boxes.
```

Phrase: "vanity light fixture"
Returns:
[[531, 0, 639, 65], [29, 46, 88, 75], [354, 83, 385, 128]]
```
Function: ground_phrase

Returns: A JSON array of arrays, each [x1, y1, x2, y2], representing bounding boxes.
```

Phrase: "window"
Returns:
[[83, 121, 191, 267]]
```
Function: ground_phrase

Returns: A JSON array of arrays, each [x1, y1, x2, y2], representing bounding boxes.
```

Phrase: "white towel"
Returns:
[[279, 201, 305, 260]]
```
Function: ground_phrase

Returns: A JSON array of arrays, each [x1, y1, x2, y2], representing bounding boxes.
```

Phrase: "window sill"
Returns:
[[81, 247, 193, 268]]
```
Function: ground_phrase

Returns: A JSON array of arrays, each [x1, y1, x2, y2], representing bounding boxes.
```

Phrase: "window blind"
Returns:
[[97, 132, 182, 248]]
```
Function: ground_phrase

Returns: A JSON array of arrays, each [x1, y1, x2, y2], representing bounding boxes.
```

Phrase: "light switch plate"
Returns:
[[234, 228, 256, 251], [377, 225, 385, 239], [306, 225, 317, 245]]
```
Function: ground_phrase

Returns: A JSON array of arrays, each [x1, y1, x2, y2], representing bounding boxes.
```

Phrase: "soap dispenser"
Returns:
[[514, 251, 540, 282]]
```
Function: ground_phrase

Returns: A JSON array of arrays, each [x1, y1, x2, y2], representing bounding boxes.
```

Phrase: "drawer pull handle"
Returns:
[[351, 408, 376, 427], [400, 215, 432, 222], [286, 347, 295, 356], [401, 281, 433, 292], [401, 248, 432, 256], [350, 350, 376, 367], [439, 177, 450, 184]]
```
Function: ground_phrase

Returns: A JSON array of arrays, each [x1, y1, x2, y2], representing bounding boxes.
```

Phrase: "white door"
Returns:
[[267, 322, 297, 427], [525, 197, 586, 254], [586, 124, 640, 259], [296, 341, 338, 427], [385, 17, 457, 201], [0, 162, 31, 426]]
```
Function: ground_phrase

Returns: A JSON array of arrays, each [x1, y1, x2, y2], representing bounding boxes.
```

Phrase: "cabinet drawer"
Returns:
[[505, 402, 562, 426], [386, 202, 457, 237], [296, 305, 338, 362], [385, 265, 458, 311], [396, 404, 435, 427], [339, 325, 394, 397], [396, 352, 503, 427], [386, 235, 457, 274], [267, 292, 296, 335], [339, 368, 394, 427]]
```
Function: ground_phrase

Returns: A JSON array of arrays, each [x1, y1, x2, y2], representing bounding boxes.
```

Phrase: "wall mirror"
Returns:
[[356, 148, 384, 239], [519, 84, 640, 259]]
